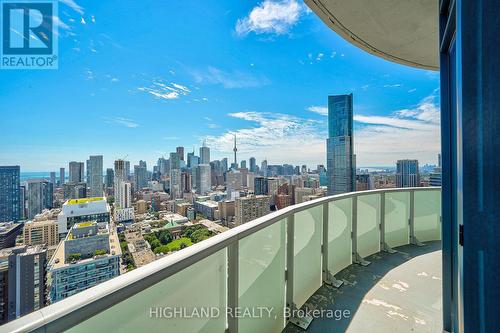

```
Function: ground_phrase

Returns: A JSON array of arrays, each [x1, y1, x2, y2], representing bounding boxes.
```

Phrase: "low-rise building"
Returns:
[[0, 222, 24, 250], [193, 200, 219, 221]]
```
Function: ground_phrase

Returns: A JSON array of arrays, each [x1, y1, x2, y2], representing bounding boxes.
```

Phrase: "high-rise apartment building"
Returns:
[[196, 164, 211, 195], [49, 172, 56, 185], [105, 168, 114, 188], [48, 222, 121, 303], [0, 222, 24, 250], [59, 167, 65, 186], [254, 176, 268, 195], [26, 180, 53, 219], [68, 162, 84, 183], [235, 195, 270, 226], [88, 155, 103, 198], [134, 164, 147, 191], [0, 245, 47, 324], [396, 159, 420, 188], [114, 160, 127, 208], [0, 166, 21, 222], [261, 160, 268, 177], [326, 94, 356, 195]]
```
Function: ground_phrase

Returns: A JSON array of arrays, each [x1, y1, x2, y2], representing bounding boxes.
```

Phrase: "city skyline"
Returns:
[[0, 0, 440, 171]]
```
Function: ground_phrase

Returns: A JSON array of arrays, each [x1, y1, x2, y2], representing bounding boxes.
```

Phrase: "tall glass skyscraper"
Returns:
[[326, 94, 356, 195], [0, 166, 21, 222]]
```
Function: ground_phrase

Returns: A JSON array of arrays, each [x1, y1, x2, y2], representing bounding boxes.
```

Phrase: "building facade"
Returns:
[[234, 195, 270, 226], [326, 94, 356, 195], [0, 166, 21, 222], [395, 159, 420, 188]]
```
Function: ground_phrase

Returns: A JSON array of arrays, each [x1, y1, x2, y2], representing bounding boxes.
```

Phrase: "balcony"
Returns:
[[3, 187, 441, 333]]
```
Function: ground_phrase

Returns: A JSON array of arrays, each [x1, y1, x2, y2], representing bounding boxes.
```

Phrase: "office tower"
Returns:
[[105, 168, 114, 188], [0, 222, 24, 250], [176, 147, 185, 161], [0, 245, 47, 323], [119, 182, 132, 209], [23, 219, 58, 247], [134, 164, 147, 191], [326, 94, 356, 195], [88, 155, 103, 198], [59, 167, 65, 186], [241, 160, 247, 169], [19, 186, 26, 220], [114, 160, 127, 208], [68, 161, 84, 183], [49, 172, 56, 185], [221, 158, 228, 174], [249, 157, 256, 173], [27, 180, 53, 219], [186, 151, 195, 168], [283, 164, 294, 176], [200, 142, 210, 164], [169, 153, 182, 199], [57, 197, 110, 235], [196, 164, 211, 195], [261, 160, 268, 177], [396, 159, 420, 188], [254, 176, 268, 195], [48, 222, 121, 303], [235, 195, 270, 226], [0, 166, 21, 222]]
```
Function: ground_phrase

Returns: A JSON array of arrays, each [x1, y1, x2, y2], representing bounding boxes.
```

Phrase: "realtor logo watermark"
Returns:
[[1, 0, 58, 69]]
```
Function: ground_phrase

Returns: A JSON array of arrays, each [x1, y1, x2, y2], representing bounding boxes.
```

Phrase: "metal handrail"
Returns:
[[1, 187, 441, 333]]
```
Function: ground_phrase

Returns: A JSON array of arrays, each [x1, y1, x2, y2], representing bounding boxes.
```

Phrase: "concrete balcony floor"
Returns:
[[284, 241, 442, 333]]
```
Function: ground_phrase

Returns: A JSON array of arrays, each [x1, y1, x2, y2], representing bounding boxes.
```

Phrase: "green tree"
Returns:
[[156, 229, 173, 245], [150, 239, 161, 251], [191, 228, 212, 243]]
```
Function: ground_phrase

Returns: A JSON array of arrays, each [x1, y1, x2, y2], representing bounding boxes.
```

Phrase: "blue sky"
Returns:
[[0, 0, 440, 171]]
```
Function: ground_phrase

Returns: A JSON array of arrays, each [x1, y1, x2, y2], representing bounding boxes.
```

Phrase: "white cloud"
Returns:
[[307, 105, 328, 116], [235, 0, 306, 36], [354, 94, 440, 165], [60, 0, 84, 15], [138, 80, 191, 100], [91, 15, 96, 23], [104, 117, 139, 128], [53, 16, 70, 30], [208, 123, 220, 129], [190, 66, 270, 89], [80, 17, 86, 25], [408, 88, 417, 93], [204, 111, 326, 165], [383, 83, 402, 88]]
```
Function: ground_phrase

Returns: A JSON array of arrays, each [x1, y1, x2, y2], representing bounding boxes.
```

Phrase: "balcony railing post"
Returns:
[[409, 190, 423, 246], [352, 195, 370, 266], [286, 213, 313, 329], [227, 241, 239, 333], [322, 202, 343, 288], [380, 192, 396, 253]]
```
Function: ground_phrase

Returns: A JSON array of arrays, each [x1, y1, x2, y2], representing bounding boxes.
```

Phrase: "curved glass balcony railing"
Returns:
[[3, 187, 441, 333]]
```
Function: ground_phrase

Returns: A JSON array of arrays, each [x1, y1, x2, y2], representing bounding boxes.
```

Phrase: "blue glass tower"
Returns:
[[0, 166, 21, 222], [326, 94, 356, 195]]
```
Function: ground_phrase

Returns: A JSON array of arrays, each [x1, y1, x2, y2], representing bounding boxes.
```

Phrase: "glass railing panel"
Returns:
[[293, 206, 323, 309], [66, 248, 227, 333], [356, 194, 381, 257], [414, 190, 441, 242], [328, 198, 352, 275], [384, 191, 410, 248], [238, 219, 286, 333]]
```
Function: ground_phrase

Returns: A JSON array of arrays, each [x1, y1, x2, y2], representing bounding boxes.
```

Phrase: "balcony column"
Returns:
[[351, 195, 370, 266], [227, 241, 239, 333], [322, 202, 343, 288], [380, 192, 396, 253]]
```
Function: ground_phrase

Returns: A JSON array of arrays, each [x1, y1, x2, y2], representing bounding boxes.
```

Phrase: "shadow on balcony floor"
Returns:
[[283, 241, 442, 333]]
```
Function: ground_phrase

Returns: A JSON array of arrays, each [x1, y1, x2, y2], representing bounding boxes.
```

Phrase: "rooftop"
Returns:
[[67, 197, 105, 205]]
